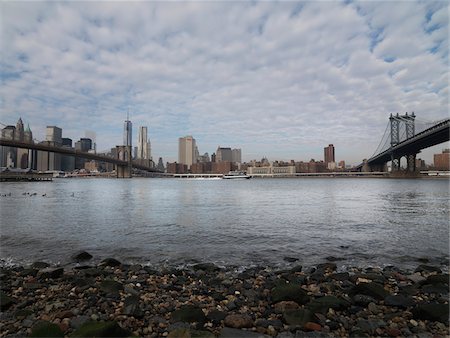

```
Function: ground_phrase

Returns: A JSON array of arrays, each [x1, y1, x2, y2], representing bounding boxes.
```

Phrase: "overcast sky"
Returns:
[[1, 1, 448, 164]]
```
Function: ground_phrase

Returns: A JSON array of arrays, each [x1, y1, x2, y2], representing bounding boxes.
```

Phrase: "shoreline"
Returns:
[[1, 255, 448, 337]]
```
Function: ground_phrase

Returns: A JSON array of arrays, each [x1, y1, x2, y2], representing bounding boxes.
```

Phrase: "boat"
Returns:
[[222, 171, 251, 179]]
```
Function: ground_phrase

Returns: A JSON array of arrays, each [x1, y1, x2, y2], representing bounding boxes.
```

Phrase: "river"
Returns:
[[0, 177, 448, 270]]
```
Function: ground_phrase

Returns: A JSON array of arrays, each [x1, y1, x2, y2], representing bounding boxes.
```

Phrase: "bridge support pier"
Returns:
[[116, 145, 132, 178], [406, 153, 416, 173], [391, 154, 401, 172]]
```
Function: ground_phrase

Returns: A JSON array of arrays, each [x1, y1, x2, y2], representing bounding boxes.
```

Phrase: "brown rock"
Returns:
[[304, 322, 322, 331], [224, 314, 254, 329], [386, 327, 402, 337], [55, 310, 74, 319], [274, 301, 300, 314]]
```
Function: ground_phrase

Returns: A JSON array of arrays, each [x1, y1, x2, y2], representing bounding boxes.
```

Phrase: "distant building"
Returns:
[[61, 138, 75, 172], [156, 157, 165, 172], [216, 147, 232, 162], [247, 164, 296, 176], [324, 144, 335, 165], [178, 136, 196, 167], [232, 148, 242, 163], [46, 126, 62, 145], [167, 162, 187, 174], [75, 138, 92, 169], [124, 116, 132, 147], [211, 152, 216, 163], [338, 160, 346, 169], [434, 149, 450, 170], [137, 126, 151, 161], [212, 161, 236, 174], [197, 152, 210, 163]]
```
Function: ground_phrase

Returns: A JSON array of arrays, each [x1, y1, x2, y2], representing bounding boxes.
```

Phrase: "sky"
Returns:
[[1, 1, 448, 165]]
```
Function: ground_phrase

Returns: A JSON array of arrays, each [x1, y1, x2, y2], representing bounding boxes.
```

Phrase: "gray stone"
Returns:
[[172, 305, 207, 323], [384, 295, 415, 308], [29, 321, 64, 337], [282, 308, 313, 326], [72, 251, 93, 262], [350, 282, 389, 300], [307, 296, 350, 314], [271, 283, 310, 305], [99, 280, 123, 295], [412, 303, 449, 323], [38, 267, 64, 279], [100, 258, 122, 267]]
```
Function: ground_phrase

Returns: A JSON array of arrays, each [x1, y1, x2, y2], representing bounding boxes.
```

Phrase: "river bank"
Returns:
[[0, 255, 448, 337]]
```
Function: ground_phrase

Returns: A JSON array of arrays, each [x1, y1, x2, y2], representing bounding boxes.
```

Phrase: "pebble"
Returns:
[[0, 260, 447, 338]]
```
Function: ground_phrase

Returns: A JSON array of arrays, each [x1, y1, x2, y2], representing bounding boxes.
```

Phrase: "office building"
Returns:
[[75, 138, 92, 169], [232, 148, 242, 163], [216, 147, 232, 162], [124, 116, 132, 147], [61, 138, 75, 172], [434, 149, 450, 170], [324, 144, 335, 164], [46, 126, 62, 145], [178, 135, 196, 167], [137, 126, 151, 160]]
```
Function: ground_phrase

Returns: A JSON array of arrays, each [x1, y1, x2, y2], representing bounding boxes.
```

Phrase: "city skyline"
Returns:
[[1, 1, 448, 164]]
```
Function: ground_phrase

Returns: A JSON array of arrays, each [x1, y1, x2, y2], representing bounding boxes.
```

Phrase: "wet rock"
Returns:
[[424, 274, 449, 285], [282, 308, 313, 326], [304, 322, 322, 331], [325, 256, 345, 262], [352, 294, 376, 307], [420, 283, 448, 295], [207, 309, 227, 323], [172, 305, 207, 323], [224, 314, 253, 329], [316, 263, 337, 272], [72, 251, 93, 262], [123, 294, 143, 318], [219, 327, 269, 337], [99, 258, 121, 267], [414, 265, 441, 274], [283, 257, 298, 263], [192, 263, 220, 272], [0, 291, 13, 311], [350, 282, 389, 300], [271, 283, 310, 305], [307, 296, 350, 314], [329, 272, 349, 281], [168, 328, 215, 338], [274, 301, 300, 314], [412, 303, 449, 323], [29, 321, 64, 337], [38, 267, 64, 279], [31, 262, 50, 269], [290, 265, 303, 273], [18, 268, 38, 277], [70, 320, 132, 337], [355, 319, 386, 335], [99, 279, 123, 295], [70, 315, 90, 329], [384, 295, 415, 308], [14, 309, 33, 319]]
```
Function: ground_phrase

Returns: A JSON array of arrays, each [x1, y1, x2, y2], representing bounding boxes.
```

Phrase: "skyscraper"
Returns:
[[232, 148, 242, 163], [46, 126, 62, 145], [178, 135, 196, 167], [216, 147, 232, 162], [137, 126, 151, 160], [124, 115, 132, 147], [324, 144, 335, 164]]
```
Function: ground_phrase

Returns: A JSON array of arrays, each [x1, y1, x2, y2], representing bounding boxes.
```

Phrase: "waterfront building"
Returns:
[[232, 148, 242, 163], [124, 116, 132, 147], [61, 138, 75, 172], [216, 147, 232, 162], [75, 138, 92, 169], [324, 144, 335, 165], [167, 162, 188, 174], [137, 126, 151, 161], [433, 149, 450, 170], [178, 136, 196, 167], [197, 152, 210, 163], [211, 153, 216, 162], [247, 165, 296, 176], [156, 157, 165, 172], [212, 161, 235, 174]]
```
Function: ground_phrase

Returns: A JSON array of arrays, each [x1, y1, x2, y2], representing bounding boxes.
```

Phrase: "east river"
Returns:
[[0, 177, 448, 270]]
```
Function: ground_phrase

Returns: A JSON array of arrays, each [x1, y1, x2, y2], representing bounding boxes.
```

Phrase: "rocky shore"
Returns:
[[0, 254, 448, 337]]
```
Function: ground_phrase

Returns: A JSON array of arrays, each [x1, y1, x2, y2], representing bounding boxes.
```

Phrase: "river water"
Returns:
[[0, 177, 448, 270]]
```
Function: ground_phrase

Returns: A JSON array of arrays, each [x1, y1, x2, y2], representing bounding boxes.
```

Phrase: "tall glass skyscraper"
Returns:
[[124, 116, 132, 147], [137, 126, 151, 160]]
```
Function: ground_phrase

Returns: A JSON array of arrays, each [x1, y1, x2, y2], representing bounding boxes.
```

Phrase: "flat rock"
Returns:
[[70, 320, 132, 337], [384, 295, 415, 308], [31, 262, 50, 269], [414, 265, 441, 274], [412, 303, 449, 323], [282, 308, 313, 326], [424, 274, 449, 285], [72, 251, 93, 262], [192, 263, 220, 272], [271, 283, 310, 305], [350, 282, 390, 300], [38, 267, 64, 279], [99, 258, 121, 267], [99, 280, 123, 295], [0, 291, 13, 311], [274, 301, 300, 313], [307, 296, 350, 314], [171, 305, 207, 323], [29, 321, 64, 337], [224, 314, 253, 329]]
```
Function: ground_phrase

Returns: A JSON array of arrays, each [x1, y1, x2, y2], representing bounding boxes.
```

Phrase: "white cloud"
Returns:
[[0, 1, 448, 164]]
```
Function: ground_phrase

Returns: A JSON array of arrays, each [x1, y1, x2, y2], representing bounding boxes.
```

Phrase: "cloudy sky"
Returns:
[[1, 1, 448, 164]]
